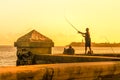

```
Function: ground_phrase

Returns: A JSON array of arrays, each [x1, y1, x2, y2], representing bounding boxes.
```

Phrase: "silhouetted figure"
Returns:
[[63, 45, 75, 55], [67, 45, 75, 55], [63, 48, 67, 54], [78, 28, 92, 54]]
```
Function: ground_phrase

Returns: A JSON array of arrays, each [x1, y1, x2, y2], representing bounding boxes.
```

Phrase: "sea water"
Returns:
[[0, 46, 120, 66]]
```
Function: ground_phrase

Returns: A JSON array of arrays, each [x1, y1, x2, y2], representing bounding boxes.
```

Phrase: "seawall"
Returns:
[[34, 54, 120, 64], [1, 62, 120, 80]]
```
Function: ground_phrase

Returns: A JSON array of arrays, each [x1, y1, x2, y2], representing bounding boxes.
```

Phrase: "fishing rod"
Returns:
[[64, 15, 86, 38], [64, 15, 79, 32]]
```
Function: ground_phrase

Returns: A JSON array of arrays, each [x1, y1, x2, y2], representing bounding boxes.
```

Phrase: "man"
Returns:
[[63, 45, 75, 55], [78, 28, 92, 54], [67, 45, 75, 55]]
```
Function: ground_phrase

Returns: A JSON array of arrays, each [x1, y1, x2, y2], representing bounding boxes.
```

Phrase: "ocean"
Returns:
[[0, 46, 120, 66]]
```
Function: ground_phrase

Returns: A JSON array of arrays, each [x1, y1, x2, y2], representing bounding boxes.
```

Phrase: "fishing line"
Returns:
[[105, 37, 115, 54]]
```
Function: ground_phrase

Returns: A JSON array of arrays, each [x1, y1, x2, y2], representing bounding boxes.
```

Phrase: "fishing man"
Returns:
[[78, 28, 92, 54]]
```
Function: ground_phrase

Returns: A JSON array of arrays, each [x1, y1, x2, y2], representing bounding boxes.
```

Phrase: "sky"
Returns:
[[0, 0, 120, 46]]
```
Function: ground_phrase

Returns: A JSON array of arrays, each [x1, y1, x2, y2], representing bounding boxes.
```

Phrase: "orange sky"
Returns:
[[0, 0, 120, 46]]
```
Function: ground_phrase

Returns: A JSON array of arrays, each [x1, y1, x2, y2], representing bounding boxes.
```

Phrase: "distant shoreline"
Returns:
[[68, 42, 120, 47], [0, 45, 13, 47]]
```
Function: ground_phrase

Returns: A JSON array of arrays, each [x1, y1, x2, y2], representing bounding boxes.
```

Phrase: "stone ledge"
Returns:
[[1, 62, 120, 80], [34, 54, 120, 64]]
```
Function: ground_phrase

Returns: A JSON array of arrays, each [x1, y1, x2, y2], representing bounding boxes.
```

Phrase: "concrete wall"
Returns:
[[34, 54, 120, 64], [16, 54, 120, 66], [1, 62, 120, 80], [17, 47, 52, 55], [16, 42, 53, 55]]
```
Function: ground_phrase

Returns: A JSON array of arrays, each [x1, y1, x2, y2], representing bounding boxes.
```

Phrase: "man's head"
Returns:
[[69, 45, 72, 48], [86, 28, 89, 31]]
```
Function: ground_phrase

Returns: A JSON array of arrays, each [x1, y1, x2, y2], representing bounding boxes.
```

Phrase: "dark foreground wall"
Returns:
[[1, 62, 120, 80]]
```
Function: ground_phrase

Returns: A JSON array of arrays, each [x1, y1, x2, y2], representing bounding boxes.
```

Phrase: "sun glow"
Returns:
[[0, 0, 120, 46]]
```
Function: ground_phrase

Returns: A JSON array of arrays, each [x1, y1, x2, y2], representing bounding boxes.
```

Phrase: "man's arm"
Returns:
[[78, 31, 85, 37], [78, 31, 84, 34]]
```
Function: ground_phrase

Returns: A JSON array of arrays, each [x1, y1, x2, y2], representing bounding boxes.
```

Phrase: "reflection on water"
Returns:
[[0, 46, 17, 66]]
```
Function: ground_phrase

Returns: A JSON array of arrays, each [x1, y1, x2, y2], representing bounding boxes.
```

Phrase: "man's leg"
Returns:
[[89, 46, 93, 54], [89, 47, 91, 52], [85, 47, 87, 54]]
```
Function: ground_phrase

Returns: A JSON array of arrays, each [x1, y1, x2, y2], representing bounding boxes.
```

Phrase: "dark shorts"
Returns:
[[85, 40, 91, 47]]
